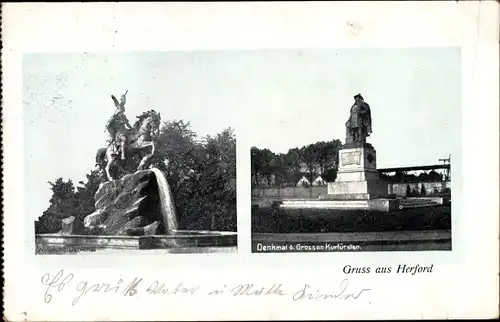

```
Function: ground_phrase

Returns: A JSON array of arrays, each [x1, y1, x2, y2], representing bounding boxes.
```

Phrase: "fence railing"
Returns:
[[252, 181, 451, 200], [252, 186, 328, 199]]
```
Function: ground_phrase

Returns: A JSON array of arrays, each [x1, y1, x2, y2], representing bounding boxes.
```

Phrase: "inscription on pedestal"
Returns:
[[341, 151, 361, 166]]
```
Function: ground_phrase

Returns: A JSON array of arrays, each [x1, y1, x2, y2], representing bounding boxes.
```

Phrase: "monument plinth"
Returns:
[[326, 143, 387, 200]]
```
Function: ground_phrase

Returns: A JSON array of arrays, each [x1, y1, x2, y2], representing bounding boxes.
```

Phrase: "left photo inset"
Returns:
[[28, 52, 237, 254]]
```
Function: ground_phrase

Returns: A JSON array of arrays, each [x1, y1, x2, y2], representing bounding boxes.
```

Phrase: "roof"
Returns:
[[378, 164, 450, 173]]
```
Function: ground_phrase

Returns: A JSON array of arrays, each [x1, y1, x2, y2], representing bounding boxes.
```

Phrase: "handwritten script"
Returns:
[[40, 270, 372, 306]]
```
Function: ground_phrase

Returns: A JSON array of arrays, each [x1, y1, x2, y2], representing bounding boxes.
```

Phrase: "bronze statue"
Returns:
[[345, 94, 372, 145], [97, 92, 162, 181]]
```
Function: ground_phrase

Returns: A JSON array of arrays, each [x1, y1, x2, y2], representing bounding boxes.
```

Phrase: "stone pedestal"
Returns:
[[327, 144, 387, 200]]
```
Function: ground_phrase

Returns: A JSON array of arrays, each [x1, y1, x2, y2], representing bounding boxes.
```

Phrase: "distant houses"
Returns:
[[312, 175, 326, 186], [253, 172, 328, 188], [253, 168, 448, 189], [296, 176, 310, 187], [252, 155, 452, 202], [298, 175, 327, 187]]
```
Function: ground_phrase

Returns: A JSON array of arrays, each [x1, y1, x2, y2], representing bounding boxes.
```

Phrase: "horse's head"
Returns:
[[134, 110, 161, 137]]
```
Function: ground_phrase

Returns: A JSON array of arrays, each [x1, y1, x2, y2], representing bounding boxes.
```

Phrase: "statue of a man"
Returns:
[[106, 90, 133, 160], [345, 94, 372, 145]]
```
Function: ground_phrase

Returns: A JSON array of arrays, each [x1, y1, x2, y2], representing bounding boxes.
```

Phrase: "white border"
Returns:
[[3, 2, 499, 320]]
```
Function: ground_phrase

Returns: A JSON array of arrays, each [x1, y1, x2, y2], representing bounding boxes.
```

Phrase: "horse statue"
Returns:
[[95, 109, 162, 181]]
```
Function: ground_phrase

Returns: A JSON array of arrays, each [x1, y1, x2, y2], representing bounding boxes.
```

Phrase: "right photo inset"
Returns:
[[251, 48, 459, 253]]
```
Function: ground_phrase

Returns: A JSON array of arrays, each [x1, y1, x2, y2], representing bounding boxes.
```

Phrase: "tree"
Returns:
[[418, 172, 428, 182], [260, 148, 276, 187], [149, 121, 237, 232], [203, 128, 237, 230], [250, 139, 341, 188], [72, 170, 102, 233], [318, 139, 341, 181], [273, 153, 288, 188], [250, 147, 276, 188], [427, 170, 443, 182], [314, 141, 329, 175], [300, 143, 319, 183], [36, 178, 77, 233], [251, 147, 262, 188], [284, 148, 302, 185], [36, 170, 103, 235], [151, 119, 199, 184], [285, 148, 302, 173]]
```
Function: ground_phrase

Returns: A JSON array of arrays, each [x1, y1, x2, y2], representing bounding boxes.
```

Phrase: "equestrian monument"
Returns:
[[36, 91, 237, 252], [85, 91, 176, 236]]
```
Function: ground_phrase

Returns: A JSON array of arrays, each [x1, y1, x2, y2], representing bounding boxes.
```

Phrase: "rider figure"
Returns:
[[108, 91, 133, 160]]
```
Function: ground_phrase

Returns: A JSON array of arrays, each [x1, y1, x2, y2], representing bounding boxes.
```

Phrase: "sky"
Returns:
[[24, 48, 461, 220]]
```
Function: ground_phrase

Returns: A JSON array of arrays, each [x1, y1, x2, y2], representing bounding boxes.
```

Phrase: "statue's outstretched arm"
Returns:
[[118, 90, 128, 107]]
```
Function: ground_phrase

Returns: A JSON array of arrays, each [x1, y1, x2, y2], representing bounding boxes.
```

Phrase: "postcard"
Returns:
[[3, 1, 499, 321]]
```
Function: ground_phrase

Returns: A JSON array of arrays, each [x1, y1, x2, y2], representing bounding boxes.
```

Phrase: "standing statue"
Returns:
[[345, 94, 372, 145], [96, 91, 162, 181]]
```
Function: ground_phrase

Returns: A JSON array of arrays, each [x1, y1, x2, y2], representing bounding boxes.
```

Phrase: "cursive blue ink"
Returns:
[[40, 269, 74, 303]]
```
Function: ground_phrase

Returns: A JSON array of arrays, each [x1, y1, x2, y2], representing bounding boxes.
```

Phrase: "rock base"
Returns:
[[83, 170, 169, 236]]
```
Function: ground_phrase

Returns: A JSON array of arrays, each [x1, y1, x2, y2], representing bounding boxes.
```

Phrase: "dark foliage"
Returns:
[[251, 139, 342, 188], [35, 170, 102, 234]]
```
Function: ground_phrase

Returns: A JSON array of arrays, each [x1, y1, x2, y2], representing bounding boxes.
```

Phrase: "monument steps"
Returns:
[[279, 199, 398, 212], [278, 197, 444, 212]]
